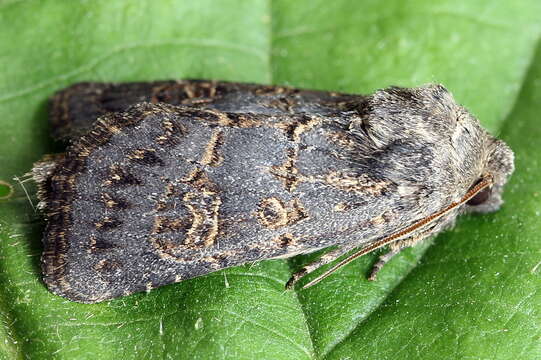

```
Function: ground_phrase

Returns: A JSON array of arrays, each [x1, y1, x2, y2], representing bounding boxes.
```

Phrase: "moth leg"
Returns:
[[286, 244, 358, 289], [367, 246, 402, 281], [368, 228, 433, 281]]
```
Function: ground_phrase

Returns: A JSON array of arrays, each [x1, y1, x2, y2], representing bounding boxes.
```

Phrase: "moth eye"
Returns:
[[466, 178, 492, 206]]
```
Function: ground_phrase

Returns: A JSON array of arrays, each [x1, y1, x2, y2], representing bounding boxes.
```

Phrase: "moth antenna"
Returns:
[[302, 174, 494, 289], [13, 175, 36, 212]]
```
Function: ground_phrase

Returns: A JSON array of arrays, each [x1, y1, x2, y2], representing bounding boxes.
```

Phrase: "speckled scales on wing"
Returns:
[[50, 79, 365, 140]]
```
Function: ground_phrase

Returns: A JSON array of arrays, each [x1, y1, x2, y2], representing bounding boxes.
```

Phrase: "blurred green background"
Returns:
[[0, 1, 540, 359]]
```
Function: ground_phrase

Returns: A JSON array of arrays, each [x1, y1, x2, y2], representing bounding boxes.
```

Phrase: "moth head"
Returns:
[[436, 89, 515, 213], [422, 85, 515, 214], [359, 84, 514, 214]]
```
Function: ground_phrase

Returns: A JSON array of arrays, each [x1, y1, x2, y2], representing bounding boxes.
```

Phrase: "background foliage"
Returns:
[[0, 1, 540, 359]]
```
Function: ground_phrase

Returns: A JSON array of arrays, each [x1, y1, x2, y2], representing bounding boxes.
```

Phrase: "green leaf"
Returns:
[[0, 1, 539, 359]]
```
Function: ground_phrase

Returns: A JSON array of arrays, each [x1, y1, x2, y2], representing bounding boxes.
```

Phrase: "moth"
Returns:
[[31, 80, 514, 303]]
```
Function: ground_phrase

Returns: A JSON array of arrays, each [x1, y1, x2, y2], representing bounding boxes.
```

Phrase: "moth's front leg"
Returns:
[[286, 243, 359, 289], [368, 227, 434, 281]]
